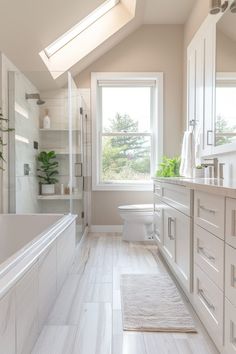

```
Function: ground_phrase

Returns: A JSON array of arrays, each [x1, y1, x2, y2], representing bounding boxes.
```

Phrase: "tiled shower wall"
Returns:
[[14, 72, 40, 213]]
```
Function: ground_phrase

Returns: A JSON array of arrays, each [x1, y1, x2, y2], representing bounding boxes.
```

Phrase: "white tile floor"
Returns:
[[32, 233, 219, 354]]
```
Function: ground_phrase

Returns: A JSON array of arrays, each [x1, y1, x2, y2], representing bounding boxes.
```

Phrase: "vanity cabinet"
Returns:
[[153, 181, 193, 293], [153, 178, 236, 353]]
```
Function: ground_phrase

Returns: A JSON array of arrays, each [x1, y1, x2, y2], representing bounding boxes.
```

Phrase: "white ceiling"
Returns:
[[0, 0, 195, 90]]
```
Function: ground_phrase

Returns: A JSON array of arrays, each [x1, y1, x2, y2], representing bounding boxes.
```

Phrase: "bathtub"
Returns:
[[0, 213, 77, 354]]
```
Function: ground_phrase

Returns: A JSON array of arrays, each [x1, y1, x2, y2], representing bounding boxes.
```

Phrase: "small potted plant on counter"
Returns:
[[156, 156, 181, 177], [37, 151, 59, 195], [193, 165, 204, 178]]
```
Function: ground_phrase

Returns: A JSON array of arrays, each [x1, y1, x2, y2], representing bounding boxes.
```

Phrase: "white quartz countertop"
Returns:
[[153, 177, 236, 197]]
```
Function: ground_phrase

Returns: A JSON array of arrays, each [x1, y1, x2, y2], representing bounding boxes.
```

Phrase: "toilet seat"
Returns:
[[118, 204, 153, 212]]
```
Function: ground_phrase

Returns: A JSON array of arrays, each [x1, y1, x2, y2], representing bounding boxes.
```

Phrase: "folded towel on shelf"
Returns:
[[179, 131, 193, 178]]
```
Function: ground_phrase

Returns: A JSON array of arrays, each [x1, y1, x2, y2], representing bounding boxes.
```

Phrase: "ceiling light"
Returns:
[[230, 1, 236, 12], [210, 0, 222, 14], [209, 0, 229, 14], [44, 0, 120, 58]]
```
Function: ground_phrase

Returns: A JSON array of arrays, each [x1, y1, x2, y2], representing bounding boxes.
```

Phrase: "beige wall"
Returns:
[[75, 24, 184, 225]]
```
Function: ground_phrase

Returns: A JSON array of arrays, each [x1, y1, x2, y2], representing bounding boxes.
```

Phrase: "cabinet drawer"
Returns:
[[226, 198, 236, 248], [161, 183, 192, 216], [225, 244, 236, 308], [194, 224, 224, 290], [194, 191, 224, 239], [225, 299, 236, 354], [194, 264, 223, 348]]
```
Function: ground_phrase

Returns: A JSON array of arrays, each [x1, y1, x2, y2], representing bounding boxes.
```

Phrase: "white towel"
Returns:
[[179, 131, 193, 178], [194, 126, 201, 167]]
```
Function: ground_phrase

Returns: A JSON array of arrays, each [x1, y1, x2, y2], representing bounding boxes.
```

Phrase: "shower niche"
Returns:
[[8, 71, 86, 242]]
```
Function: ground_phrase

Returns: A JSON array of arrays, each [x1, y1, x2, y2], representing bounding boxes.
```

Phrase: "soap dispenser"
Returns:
[[43, 109, 51, 129]]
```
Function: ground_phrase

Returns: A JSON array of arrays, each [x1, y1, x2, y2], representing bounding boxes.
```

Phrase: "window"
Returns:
[[44, 0, 120, 58], [92, 73, 163, 191], [215, 74, 236, 146]]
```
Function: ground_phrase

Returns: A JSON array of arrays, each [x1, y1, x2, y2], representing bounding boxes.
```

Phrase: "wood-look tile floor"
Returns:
[[32, 233, 219, 354]]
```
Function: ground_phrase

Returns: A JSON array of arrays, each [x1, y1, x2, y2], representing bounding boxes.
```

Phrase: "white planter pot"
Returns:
[[41, 184, 55, 195], [193, 168, 204, 179]]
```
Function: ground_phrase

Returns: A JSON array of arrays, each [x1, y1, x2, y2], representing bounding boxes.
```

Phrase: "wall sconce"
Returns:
[[210, 0, 228, 14]]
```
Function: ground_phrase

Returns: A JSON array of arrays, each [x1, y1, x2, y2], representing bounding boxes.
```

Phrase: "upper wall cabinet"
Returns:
[[187, 3, 236, 157], [187, 19, 215, 156]]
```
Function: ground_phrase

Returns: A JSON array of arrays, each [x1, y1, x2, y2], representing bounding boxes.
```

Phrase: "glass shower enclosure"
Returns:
[[8, 70, 86, 242]]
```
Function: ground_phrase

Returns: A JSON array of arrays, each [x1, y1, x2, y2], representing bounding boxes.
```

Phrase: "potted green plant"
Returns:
[[37, 151, 59, 195], [156, 156, 181, 177]]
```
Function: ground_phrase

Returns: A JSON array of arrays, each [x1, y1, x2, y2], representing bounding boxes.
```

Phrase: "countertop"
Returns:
[[153, 177, 236, 197]]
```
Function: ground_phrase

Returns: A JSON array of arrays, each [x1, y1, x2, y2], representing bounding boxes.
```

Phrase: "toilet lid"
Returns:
[[118, 204, 153, 212]]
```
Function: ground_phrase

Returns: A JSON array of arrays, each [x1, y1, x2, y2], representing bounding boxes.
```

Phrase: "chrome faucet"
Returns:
[[201, 158, 218, 178]]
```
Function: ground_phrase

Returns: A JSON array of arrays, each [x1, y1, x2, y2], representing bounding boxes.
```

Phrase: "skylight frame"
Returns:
[[44, 0, 120, 58]]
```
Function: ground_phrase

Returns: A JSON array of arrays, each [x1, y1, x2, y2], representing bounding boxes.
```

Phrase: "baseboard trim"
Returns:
[[89, 225, 123, 233]]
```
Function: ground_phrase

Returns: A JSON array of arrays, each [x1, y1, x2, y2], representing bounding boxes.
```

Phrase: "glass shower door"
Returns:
[[68, 72, 85, 242]]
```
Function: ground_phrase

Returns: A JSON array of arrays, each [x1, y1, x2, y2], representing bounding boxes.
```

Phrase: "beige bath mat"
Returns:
[[120, 274, 196, 333]]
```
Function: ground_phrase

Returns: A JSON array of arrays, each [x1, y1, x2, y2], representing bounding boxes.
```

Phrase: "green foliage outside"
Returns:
[[156, 156, 181, 177], [37, 151, 59, 184], [102, 113, 150, 181], [215, 115, 236, 146]]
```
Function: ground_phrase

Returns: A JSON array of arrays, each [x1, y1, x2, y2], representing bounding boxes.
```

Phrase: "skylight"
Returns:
[[44, 0, 120, 58]]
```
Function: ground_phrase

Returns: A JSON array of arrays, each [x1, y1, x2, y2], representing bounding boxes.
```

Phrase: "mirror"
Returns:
[[215, 9, 236, 147]]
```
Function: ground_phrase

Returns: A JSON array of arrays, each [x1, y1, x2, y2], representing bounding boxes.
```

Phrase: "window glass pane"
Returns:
[[102, 87, 151, 132], [215, 85, 236, 146], [101, 135, 151, 182]]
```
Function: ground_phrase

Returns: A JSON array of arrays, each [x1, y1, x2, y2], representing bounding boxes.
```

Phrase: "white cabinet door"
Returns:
[[163, 205, 192, 292], [187, 44, 196, 128], [175, 210, 192, 292], [187, 21, 215, 157], [163, 206, 176, 262], [226, 198, 236, 249], [202, 23, 215, 156]]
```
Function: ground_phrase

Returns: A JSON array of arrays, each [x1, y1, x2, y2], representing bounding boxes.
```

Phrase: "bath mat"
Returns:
[[120, 274, 196, 333]]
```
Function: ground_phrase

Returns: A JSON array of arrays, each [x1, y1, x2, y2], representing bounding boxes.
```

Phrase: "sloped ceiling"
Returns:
[[0, 0, 194, 90]]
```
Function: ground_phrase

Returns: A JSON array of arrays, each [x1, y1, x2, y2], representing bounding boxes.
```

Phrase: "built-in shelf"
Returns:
[[40, 128, 80, 132], [37, 194, 82, 200], [39, 150, 81, 155]]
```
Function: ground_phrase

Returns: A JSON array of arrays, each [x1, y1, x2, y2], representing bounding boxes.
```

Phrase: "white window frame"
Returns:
[[91, 72, 163, 191]]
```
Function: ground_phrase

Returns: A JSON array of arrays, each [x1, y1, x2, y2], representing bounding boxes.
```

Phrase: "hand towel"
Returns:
[[194, 126, 201, 167], [179, 131, 193, 178]]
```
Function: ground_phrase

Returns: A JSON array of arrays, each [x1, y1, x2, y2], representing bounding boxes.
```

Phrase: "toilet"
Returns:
[[118, 204, 153, 241]]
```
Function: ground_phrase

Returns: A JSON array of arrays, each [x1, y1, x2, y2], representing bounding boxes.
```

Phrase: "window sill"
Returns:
[[92, 183, 153, 192]]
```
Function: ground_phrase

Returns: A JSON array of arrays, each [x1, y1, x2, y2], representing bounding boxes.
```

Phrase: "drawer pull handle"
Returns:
[[230, 321, 236, 345], [199, 204, 216, 215], [168, 217, 175, 240], [198, 246, 215, 262], [198, 289, 215, 311], [207, 130, 213, 146], [232, 210, 236, 237], [231, 265, 236, 287]]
